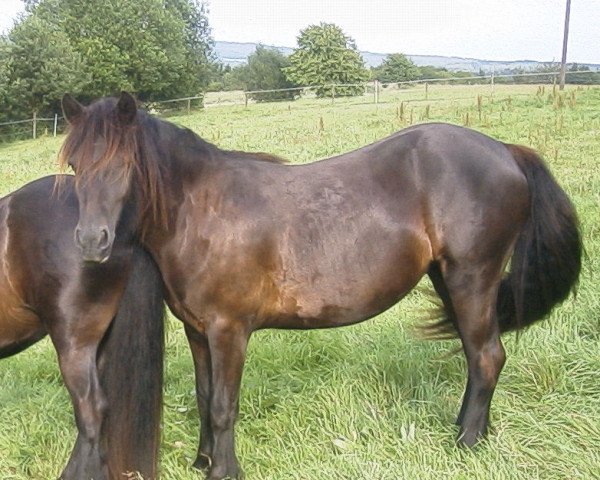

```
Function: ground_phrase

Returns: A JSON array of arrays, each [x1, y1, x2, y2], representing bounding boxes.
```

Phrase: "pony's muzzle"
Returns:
[[74, 225, 113, 263]]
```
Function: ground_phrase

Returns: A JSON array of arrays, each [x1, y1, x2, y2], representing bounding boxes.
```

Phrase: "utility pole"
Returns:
[[559, 0, 571, 90]]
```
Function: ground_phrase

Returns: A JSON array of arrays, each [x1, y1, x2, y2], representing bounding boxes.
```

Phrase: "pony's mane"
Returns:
[[59, 98, 137, 178], [173, 128, 287, 164], [226, 150, 288, 164], [59, 97, 168, 231]]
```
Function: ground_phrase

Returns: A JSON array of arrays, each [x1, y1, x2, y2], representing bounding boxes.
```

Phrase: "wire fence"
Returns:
[[1, 70, 598, 143], [0, 113, 63, 142], [234, 70, 598, 105]]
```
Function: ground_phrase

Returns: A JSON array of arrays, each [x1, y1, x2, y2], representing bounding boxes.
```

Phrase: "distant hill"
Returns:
[[215, 41, 600, 73], [215, 41, 294, 66]]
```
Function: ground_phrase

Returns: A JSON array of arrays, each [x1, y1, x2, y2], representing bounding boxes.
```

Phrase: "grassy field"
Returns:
[[0, 84, 598, 479]]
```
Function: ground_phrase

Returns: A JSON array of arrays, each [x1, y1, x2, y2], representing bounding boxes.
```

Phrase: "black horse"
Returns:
[[61, 92, 581, 479], [0, 175, 164, 479]]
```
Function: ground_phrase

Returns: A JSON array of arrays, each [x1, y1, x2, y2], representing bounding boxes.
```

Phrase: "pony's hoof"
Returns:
[[456, 428, 483, 448], [206, 466, 244, 480]]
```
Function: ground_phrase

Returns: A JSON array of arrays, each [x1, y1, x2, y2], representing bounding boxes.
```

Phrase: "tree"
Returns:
[[166, 0, 215, 92], [417, 65, 453, 80], [24, 0, 215, 100], [0, 38, 12, 122], [566, 63, 600, 85], [239, 45, 299, 102], [206, 63, 247, 92], [284, 23, 369, 98], [373, 53, 421, 84], [2, 15, 88, 119]]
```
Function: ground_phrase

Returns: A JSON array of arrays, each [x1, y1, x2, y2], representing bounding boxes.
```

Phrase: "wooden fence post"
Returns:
[[32, 111, 37, 139], [374, 80, 379, 104], [53, 114, 58, 137]]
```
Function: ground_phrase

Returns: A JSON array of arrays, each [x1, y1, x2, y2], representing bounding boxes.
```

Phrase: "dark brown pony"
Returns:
[[61, 92, 581, 480], [0, 175, 164, 479]]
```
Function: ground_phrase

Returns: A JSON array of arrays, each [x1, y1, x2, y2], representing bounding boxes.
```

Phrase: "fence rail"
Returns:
[[1, 113, 62, 141], [1, 70, 597, 143]]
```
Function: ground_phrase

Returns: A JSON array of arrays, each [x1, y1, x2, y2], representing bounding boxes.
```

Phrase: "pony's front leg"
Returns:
[[206, 318, 250, 480], [185, 324, 214, 471], [50, 307, 116, 480], [57, 344, 108, 479]]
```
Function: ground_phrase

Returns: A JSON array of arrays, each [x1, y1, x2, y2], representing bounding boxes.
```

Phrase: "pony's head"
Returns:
[[60, 92, 153, 262]]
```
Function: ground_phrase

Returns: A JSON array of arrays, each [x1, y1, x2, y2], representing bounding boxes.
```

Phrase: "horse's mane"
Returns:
[[226, 150, 288, 164], [59, 98, 136, 177]]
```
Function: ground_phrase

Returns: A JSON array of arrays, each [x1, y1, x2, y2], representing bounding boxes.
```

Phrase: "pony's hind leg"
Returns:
[[439, 260, 506, 447], [185, 324, 214, 471], [427, 263, 469, 426]]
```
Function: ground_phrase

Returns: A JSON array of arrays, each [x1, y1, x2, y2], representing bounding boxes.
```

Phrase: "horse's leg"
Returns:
[[50, 306, 116, 480], [443, 262, 506, 447], [205, 319, 249, 480], [185, 324, 214, 471], [56, 345, 108, 479], [428, 263, 471, 426], [59, 356, 109, 480], [455, 379, 472, 426]]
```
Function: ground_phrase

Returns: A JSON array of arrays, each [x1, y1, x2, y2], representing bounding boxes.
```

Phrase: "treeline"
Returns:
[[493, 63, 600, 85], [3, 7, 599, 124], [0, 0, 214, 122], [207, 24, 481, 102], [208, 26, 599, 103], [210, 49, 476, 102]]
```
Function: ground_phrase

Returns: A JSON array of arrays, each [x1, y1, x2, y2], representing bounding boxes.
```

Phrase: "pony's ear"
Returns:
[[62, 93, 84, 124], [116, 91, 138, 125]]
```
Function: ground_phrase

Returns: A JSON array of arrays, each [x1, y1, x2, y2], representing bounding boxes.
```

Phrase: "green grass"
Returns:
[[0, 84, 599, 479]]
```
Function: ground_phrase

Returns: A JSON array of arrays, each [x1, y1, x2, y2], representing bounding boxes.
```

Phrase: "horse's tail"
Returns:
[[496, 144, 582, 333], [98, 246, 165, 479]]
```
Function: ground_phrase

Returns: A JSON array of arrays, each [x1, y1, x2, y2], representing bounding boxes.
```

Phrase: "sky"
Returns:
[[1, 0, 599, 63]]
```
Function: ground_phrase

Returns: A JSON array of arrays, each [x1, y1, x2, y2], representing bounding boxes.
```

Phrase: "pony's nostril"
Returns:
[[74, 227, 83, 247], [98, 228, 109, 248]]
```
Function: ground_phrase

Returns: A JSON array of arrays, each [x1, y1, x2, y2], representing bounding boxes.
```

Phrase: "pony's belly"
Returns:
[[0, 204, 41, 347], [264, 273, 420, 330], [260, 294, 405, 330], [261, 231, 431, 330], [0, 288, 41, 349], [156, 212, 431, 332]]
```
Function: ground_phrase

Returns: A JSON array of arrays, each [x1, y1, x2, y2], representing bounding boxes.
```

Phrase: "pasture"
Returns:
[[0, 84, 598, 479]]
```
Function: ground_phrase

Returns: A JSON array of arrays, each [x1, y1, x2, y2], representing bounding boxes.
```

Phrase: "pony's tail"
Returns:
[[98, 246, 165, 479], [496, 144, 582, 333]]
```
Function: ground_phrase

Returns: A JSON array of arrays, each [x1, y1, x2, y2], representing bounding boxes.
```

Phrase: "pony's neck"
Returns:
[[136, 118, 216, 241], [161, 121, 217, 182]]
